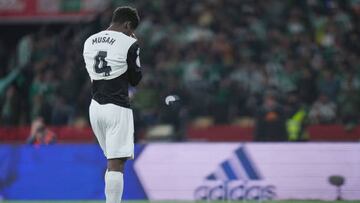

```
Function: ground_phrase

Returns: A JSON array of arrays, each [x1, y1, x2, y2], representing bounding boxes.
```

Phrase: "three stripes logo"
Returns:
[[194, 146, 276, 201], [206, 147, 262, 181]]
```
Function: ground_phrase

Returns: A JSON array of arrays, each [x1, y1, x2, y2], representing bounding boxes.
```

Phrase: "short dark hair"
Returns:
[[111, 6, 140, 29]]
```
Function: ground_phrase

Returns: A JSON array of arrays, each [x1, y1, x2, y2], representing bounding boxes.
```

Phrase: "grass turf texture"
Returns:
[[2, 201, 359, 203]]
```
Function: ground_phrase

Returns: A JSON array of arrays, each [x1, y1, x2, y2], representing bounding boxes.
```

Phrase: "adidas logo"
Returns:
[[194, 146, 276, 201], [206, 147, 262, 181]]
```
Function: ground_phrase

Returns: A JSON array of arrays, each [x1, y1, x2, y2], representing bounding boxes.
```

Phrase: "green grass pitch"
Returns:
[[2, 201, 360, 203]]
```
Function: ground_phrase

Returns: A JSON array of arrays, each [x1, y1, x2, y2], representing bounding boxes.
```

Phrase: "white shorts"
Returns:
[[89, 99, 134, 159]]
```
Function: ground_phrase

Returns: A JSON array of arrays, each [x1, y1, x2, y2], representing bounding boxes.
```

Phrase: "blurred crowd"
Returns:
[[1, 0, 360, 135]]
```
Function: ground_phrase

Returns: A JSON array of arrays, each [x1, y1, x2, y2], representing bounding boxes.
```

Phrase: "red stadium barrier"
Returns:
[[187, 124, 360, 142], [187, 125, 253, 142], [0, 125, 359, 142], [0, 126, 30, 141], [307, 124, 360, 141], [0, 126, 95, 142]]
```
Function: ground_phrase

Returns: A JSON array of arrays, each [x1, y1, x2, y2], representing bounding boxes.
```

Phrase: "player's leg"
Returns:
[[90, 100, 121, 203], [104, 105, 135, 203], [89, 100, 107, 156], [105, 158, 127, 203], [108, 158, 126, 172]]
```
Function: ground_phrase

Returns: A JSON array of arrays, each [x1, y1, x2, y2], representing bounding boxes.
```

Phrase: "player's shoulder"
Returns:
[[109, 31, 138, 52], [112, 31, 137, 46], [84, 31, 103, 45], [84, 31, 99, 50], [84, 30, 136, 47]]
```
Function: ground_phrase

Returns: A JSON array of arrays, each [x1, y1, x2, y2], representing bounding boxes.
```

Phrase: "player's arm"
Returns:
[[126, 42, 142, 86]]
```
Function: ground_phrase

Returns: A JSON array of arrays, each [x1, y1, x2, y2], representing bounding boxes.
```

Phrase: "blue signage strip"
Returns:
[[0, 144, 146, 200]]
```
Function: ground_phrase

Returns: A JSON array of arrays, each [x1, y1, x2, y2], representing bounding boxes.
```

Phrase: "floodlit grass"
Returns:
[[2, 201, 360, 203]]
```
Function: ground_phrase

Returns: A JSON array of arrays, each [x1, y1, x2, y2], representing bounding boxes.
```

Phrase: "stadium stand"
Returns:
[[0, 0, 359, 142]]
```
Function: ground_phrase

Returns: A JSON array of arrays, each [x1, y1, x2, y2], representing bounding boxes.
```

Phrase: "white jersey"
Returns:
[[83, 30, 137, 81], [83, 30, 142, 108]]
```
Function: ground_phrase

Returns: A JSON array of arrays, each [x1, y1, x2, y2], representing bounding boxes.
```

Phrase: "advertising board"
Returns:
[[134, 143, 360, 201], [0, 143, 359, 201]]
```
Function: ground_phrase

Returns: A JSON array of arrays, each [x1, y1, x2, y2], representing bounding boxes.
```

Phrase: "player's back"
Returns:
[[83, 30, 140, 108], [83, 30, 136, 80]]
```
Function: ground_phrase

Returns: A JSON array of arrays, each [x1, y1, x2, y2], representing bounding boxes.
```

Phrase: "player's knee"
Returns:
[[107, 158, 126, 172]]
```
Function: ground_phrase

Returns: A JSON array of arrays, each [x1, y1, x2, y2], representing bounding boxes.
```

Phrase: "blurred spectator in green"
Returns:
[[309, 94, 337, 124], [0, 85, 21, 126], [318, 70, 340, 101], [51, 94, 73, 125], [338, 72, 360, 128], [133, 78, 160, 126]]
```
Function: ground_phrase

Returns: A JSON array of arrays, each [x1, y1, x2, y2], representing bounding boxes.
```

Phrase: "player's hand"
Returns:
[[130, 33, 137, 39]]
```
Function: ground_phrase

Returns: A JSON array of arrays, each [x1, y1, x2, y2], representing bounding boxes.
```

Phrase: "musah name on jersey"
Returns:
[[92, 37, 116, 45]]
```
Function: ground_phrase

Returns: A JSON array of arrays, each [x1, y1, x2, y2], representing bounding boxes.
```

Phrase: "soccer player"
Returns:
[[83, 6, 142, 203]]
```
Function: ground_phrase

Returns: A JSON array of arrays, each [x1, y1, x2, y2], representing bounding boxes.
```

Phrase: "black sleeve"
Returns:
[[126, 42, 142, 86]]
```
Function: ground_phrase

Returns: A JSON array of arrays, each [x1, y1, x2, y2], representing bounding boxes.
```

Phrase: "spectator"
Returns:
[[338, 73, 360, 128], [0, 85, 21, 126], [298, 68, 318, 105], [254, 93, 287, 142], [318, 70, 340, 101], [51, 95, 73, 125], [27, 117, 56, 146], [284, 91, 308, 141], [309, 94, 337, 124]]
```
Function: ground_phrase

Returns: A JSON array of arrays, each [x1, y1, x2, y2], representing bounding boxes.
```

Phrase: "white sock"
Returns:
[[105, 171, 124, 203]]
